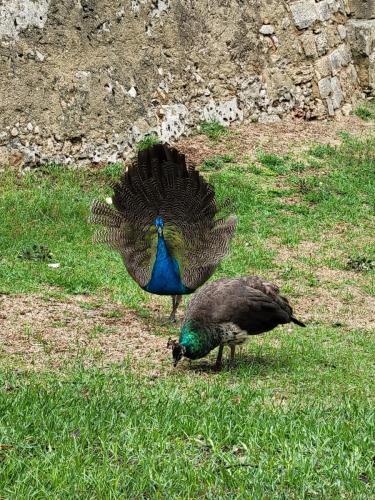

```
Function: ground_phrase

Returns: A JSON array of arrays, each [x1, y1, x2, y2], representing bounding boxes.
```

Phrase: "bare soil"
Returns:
[[0, 293, 172, 373], [178, 116, 373, 166]]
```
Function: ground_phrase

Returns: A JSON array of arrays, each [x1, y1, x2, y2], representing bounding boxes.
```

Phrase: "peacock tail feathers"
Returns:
[[89, 144, 237, 291]]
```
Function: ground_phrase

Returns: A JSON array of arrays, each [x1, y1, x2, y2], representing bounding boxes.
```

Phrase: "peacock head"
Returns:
[[155, 216, 164, 236], [167, 338, 186, 367]]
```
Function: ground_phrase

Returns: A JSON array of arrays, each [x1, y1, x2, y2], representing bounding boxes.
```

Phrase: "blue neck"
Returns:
[[144, 233, 190, 295]]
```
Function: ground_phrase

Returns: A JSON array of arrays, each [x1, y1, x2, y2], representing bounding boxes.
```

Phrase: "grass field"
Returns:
[[0, 117, 374, 498]]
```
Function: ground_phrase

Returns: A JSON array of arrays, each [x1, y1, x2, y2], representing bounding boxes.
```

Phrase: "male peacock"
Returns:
[[90, 143, 237, 321], [169, 276, 306, 369]]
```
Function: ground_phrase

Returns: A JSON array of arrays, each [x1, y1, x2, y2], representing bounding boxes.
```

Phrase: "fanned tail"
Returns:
[[111, 143, 219, 228], [89, 143, 237, 290]]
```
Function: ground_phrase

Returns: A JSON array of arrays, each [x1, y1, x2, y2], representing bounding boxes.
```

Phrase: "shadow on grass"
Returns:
[[184, 351, 291, 375]]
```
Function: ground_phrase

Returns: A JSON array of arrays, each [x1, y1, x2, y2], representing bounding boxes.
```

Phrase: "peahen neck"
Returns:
[[179, 321, 221, 360], [145, 231, 190, 295]]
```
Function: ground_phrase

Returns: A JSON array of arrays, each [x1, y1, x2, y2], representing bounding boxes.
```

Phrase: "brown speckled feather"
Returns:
[[185, 276, 305, 334]]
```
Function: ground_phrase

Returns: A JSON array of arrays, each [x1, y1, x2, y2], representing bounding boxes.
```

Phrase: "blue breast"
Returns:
[[144, 235, 191, 295]]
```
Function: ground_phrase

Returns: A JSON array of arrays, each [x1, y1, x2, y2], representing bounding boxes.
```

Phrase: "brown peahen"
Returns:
[[169, 276, 306, 369], [89, 143, 237, 321]]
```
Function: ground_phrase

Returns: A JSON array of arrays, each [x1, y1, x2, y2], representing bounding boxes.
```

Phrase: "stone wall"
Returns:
[[0, 0, 371, 166], [347, 0, 375, 92]]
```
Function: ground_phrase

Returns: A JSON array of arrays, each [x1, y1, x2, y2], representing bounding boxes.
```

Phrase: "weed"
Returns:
[[18, 244, 53, 262], [201, 154, 234, 171], [346, 256, 375, 272], [257, 151, 290, 174], [136, 133, 161, 152], [200, 120, 228, 140], [354, 100, 375, 121], [308, 144, 336, 159], [100, 163, 124, 180]]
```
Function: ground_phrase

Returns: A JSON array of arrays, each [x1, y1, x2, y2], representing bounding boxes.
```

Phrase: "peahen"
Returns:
[[169, 276, 306, 369], [89, 143, 237, 321]]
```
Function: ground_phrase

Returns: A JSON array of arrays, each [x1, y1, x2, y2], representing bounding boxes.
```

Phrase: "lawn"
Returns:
[[0, 118, 374, 498]]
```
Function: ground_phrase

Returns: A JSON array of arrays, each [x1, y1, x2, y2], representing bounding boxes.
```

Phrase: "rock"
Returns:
[[315, 55, 332, 78], [331, 76, 343, 108], [329, 45, 351, 75], [342, 103, 353, 115], [317, 1, 331, 21], [35, 50, 45, 62], [338, 24, 347, 40], [318, 76, 332, 98], [258, 113, 281, 123], [10, 127, 19, 137], [127, 86, 137, 97], [326, 97, 335, 115], [347, 20, 375, 57], [26, 122, 33, 132], [315, 32, 328, 56], [301, 32, 318, 57], [348, 0, 375, 19], [290, 0, 319, 29], [259, 25, 274, 35]]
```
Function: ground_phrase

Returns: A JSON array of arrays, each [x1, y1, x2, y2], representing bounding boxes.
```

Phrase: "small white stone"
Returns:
[[127, 86, 137, 98], [48, 263, 60, 269], [259, 25, 274, 35], [10, 127, 18, 137], [26, 122, 33, 132], [35, 50, 45, 62], [342, 103, 352, 116], [337, 24, 346, 40], [34, 125, 40, 134], [105, 197, 113, 205]]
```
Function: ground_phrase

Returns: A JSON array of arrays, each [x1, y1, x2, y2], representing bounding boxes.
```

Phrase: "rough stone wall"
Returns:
[[347, 0, 375, 92], [0, 0, 369, 166]]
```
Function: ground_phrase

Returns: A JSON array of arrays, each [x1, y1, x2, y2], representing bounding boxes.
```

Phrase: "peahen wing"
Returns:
[[186, 277, 293, 334]]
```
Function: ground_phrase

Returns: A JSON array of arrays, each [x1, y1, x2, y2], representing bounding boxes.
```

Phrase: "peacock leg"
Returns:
[[169, 295, 182, 323], [229, 344, 236, 367], [214, 344, 224, 370]]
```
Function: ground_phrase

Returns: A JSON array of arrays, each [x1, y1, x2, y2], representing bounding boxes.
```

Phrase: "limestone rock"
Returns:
[[290, 0, 319, 29]]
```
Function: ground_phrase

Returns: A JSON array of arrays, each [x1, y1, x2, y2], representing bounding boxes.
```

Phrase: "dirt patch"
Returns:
[[293, 281, 375, 331], [0, 293, 174, 373], [178, 116, 373, 166], [267, 237, 375, 330]]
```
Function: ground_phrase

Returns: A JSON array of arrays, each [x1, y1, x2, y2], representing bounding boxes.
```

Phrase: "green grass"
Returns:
[[201, 154, 234, 171], [136, 133, 161, 151], [0, 339, 374, 498], [354, 99, 375, 121], [0, 132, 374, 497], [200, 120, 228, 140]]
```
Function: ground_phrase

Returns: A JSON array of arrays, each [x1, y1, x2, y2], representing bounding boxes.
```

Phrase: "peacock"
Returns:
[[89, 143, 237, 321], [168, 276, 306, 369]]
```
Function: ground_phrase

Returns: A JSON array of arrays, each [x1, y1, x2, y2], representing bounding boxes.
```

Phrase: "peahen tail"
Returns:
[[89, 143, 237, 289], [291, 317, 306, 327]]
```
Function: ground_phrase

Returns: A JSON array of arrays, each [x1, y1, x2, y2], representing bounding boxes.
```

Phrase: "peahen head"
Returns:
[[155, 216, 164, 236], [167, 338, 186, 366]]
